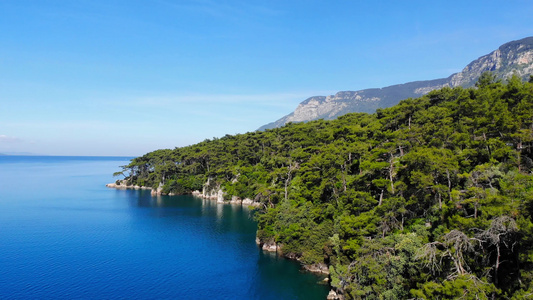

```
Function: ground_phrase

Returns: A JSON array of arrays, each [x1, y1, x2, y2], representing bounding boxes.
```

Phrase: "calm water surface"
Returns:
[[0, 156, 329, 299]]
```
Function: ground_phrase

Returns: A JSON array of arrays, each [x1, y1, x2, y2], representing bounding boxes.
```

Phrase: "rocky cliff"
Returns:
[[259, 36, 533, 130]]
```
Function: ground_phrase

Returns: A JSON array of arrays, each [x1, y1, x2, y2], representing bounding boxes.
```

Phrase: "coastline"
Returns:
[[105, 182, 151, 190], [106, 180, 336, 298], [3, 157, 333, 299], [255, 237, 336, 298], [105, 181, 261, 207], [255, 238, 330, 274], [190, 190, 261, 207]]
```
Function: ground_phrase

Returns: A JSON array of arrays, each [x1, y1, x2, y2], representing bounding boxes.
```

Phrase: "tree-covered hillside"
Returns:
[[116, 74, 533, 299]]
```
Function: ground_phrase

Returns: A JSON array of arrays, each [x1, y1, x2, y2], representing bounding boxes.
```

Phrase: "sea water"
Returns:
[[0, 156, 329, 299]]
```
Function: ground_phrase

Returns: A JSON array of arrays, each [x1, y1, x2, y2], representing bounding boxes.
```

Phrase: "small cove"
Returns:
[[0, 156, 329, 299]]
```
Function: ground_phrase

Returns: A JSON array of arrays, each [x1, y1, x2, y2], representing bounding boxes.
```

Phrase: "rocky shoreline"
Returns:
[[106, 180, 339, 298], [255, 238, 342, 299], [255, 238, 330, 274], [105, 180, 261, 207], [105, 182, 151, 190], [191, 190, 260, 206]]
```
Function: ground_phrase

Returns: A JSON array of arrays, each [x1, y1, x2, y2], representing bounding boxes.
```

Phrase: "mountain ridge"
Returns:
[[258, 36, 533, 130]]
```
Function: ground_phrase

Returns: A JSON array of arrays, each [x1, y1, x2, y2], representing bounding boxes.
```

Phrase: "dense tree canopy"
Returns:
[[117, 74, 533, 299]]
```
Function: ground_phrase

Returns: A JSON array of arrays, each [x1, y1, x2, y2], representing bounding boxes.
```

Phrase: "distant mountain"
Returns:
[[259, 36, 533, 130]]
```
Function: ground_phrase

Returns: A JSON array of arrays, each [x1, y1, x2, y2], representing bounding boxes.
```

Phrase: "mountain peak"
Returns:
[[258, 37, 533, 131]]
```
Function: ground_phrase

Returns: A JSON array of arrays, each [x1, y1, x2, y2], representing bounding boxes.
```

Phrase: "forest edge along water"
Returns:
[[0, 156, 329, 299], [106, 77, 533, 299], [106, 178, 333, 291]]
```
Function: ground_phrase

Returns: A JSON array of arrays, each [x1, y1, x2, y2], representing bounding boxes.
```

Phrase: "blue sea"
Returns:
[[0, 156, 329, 299]]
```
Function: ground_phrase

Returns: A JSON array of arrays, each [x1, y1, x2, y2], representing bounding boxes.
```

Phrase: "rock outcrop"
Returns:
[[191, 189, 224, 202], [327, 289, 344, 300], [106, 180, 151, 190], [303, 263, 330, 275], [256, 237, 331, 277], [259, 36, 533, 130], [191, 178, 260, 207], [192, 190, 259, 206]]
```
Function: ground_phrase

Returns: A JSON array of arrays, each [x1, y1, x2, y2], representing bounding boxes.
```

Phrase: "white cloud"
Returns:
[[0, 135, 22, 143]]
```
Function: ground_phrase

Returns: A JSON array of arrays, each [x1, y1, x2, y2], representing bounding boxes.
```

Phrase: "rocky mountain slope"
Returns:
[[259, 36, 533, 130]]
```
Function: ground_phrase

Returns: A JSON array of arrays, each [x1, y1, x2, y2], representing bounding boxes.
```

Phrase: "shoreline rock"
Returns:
[[256, 238, 331, 277], [192, 190, 261, 207], [261, 241, 279, 253], [108, 180, 331, 294], [105, 182, 152, 190], [327, 289, 344, 300], [303, 263, 330, 275], [106, 182, 261, 208]]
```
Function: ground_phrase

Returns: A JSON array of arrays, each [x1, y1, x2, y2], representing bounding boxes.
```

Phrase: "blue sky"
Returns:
[[1, 0, 533, 156]]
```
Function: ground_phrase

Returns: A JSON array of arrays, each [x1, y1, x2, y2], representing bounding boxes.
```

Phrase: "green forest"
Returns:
[[116, 73, 533, 299]]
